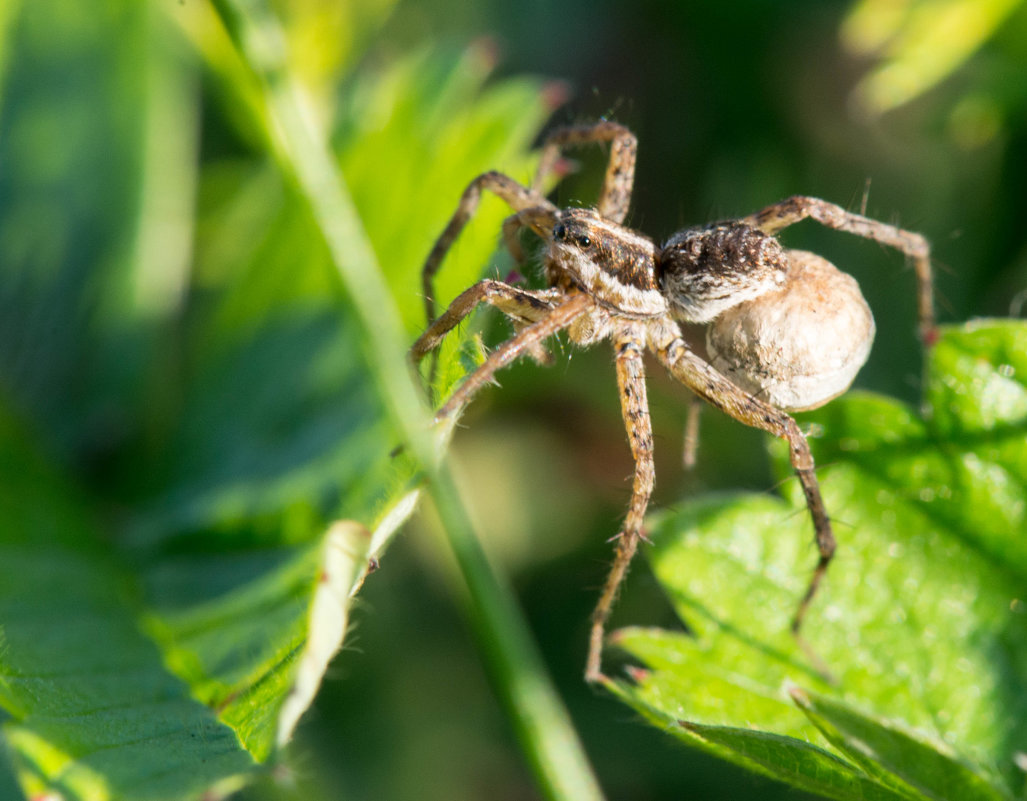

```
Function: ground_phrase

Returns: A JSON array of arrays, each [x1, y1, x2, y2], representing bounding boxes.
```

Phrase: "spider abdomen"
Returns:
[[706, 249, 875, 411]]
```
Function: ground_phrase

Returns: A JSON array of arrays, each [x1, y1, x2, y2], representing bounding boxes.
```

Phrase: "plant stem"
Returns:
[[207, 1, 605, 798]]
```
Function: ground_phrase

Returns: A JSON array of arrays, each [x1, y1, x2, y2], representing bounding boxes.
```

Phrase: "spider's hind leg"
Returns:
[[682, 394, 703, 472], [742, 195, 935, 346], [651, 324, 835, 670]]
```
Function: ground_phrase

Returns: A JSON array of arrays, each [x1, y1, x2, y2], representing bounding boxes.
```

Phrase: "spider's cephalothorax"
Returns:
[[548, 208, 659, 293], [537, 208, 665, 343], [412, 121, 935, 682]]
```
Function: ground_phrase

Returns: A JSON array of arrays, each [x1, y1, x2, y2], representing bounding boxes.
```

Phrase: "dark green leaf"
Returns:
[[0, 402, 259, 800], [611, 321, 1027, 801]]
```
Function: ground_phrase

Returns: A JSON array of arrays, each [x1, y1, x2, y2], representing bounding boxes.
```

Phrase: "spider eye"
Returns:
[[576, 234, 591, 248], [553, 224, 566, 240]]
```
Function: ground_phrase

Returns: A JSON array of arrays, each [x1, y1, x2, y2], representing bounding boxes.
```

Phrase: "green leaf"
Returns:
[[678, 723, 913, 801], [611, 320, 1027, 801], [792, 689, 1008, 801], [607, 679, 911, 801], [0, 402, 259, 801], [0, 0, 558, 797], [0, 391, 409, 800]]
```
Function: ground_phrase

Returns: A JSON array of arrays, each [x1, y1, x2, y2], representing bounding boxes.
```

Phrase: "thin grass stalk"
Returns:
[[206, 2, 605, 798]]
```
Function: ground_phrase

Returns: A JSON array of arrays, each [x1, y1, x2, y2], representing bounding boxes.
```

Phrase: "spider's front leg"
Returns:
[[587, 324, 655, 683], [410, 279, 561, 364], [650, 321, 834, 650], [531, 121, 638, 224], [431, 293, 593, 424], [496, 120, 640, 269], [422, 171, 556, 323], [742, 195, 936, 345]]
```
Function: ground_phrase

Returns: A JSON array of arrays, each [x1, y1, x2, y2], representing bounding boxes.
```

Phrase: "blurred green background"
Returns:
[[2, 0, 1026, 799]]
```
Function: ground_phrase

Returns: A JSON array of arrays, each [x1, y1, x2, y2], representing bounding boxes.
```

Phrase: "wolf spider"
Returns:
[[411, 121, 934, 682]]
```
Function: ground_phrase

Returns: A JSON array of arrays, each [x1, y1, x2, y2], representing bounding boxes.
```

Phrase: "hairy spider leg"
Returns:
[[410, 279, 562, 363], [648, 320, 835, 643], [531, 121, 638, 224], [500, 214, 530, 266], [422, 171, 556, 324], [431, 293, 593, 423], [586, 325, 655, 682], [497, 121, 640, 276], [742, 195, 935, 345]]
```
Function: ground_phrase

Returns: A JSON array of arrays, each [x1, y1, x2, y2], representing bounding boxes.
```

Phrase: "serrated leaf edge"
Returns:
[[789, 685, 1013, 801]]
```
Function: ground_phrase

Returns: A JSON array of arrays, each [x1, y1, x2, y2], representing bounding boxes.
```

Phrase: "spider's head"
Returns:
[[657, 222, 789, 323], [537, 208, 665, 315]]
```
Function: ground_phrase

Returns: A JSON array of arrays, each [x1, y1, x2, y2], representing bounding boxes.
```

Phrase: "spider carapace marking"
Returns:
[[411, 121, 935, 682]]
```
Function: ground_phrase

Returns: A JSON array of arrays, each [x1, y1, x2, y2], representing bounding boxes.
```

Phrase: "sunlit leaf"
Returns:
[[612, 320, 1027, 801], [843, 0, 1024, 114]]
